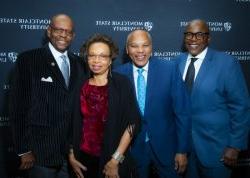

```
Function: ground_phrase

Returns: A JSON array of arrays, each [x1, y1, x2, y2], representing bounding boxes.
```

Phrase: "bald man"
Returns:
[[10, 14, 84, 178], [115, 29, 190, 178], [175, 19, 249, 178]]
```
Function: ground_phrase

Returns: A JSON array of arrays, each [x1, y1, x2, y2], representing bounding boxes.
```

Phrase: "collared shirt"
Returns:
[[48, 42, 71, 74], [133, 62, 149, 98], [182, 47, 208, 81]]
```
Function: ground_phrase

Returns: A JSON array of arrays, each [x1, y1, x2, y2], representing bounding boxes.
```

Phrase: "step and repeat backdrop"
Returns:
[[0, 0, 249, 177]]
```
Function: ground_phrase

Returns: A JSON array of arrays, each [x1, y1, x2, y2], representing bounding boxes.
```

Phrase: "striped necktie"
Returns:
[[60, 55, 70, 87]]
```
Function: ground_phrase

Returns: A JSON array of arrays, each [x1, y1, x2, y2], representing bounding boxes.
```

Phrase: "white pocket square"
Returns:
[[41, 76, 53, 82]]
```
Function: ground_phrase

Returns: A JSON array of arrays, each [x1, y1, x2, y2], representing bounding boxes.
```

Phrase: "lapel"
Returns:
[[178, 54, 188, 77], [192, 48, 213, 95], [68, 53, 77, 90], [127, 62, 136, 93], [144, 59, 156, 115], [44, 45, 73, 90]]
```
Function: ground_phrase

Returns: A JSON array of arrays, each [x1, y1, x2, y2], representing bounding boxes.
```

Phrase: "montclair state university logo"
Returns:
[[144, 22, 153, 31], [224, 22, 232, 32], [95, 20, 154, 32], [8, 52, 18, 63], [0, 52, 18, 63]]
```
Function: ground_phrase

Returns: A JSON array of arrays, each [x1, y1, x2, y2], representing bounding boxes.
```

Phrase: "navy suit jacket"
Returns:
[[9, 45, 84, 166], [175, 48, 250, 167], [115, 58, 190, 166]]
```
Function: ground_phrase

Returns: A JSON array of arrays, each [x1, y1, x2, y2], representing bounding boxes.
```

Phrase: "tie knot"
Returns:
[[137, 68, 144, 74], [190, 57, 198, 63], [60, 54, 66, 59]]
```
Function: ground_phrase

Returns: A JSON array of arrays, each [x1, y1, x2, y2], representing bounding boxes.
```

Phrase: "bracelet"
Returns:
[[112, 151, 125, 163]]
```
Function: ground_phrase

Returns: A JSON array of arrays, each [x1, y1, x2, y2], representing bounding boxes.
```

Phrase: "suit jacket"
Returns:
[[9, 45, 84, 166], [71, 72, 141, 177], [176, 48, 250, 167], [115, 58, 190, 166]]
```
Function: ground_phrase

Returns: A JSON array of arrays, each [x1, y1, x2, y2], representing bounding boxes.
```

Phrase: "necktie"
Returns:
[[137, 68, 149, 142], [60, 55, 70, 87], [137, 68, 146, 115], [185, 57, 198, 92]]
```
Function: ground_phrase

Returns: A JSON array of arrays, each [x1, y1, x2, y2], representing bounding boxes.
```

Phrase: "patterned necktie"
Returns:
[[185, 57, 198, 92], [137, 68, 146, 115], [60, 55, 70, 87], [137, 68, 149, 142]]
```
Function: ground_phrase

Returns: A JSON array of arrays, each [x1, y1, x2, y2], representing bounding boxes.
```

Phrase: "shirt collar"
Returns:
[[132, 61, 149, 73], [187, 47, 208, 61], [48, 42, 68, 59]]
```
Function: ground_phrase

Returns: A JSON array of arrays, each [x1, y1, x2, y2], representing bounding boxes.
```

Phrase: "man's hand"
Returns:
[[69, 154, 87, 178], [103, 158, 119, 178], [174, 153, 187, 174], [19, 152, 35, 170], [221, 147, 240, 167]]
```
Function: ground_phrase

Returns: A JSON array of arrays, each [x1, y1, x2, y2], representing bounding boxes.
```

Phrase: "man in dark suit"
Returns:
[[9, 14, 84, 178], [115, 29, 190, 178], [175, 19, 249, 178]]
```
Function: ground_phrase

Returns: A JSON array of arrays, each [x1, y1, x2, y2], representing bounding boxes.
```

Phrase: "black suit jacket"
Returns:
[[9, 45, 85, 166]]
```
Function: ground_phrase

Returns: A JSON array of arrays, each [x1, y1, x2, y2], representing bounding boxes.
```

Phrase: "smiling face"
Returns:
[[47, 14, 75, 53], [87, 42, 112, 77], [184, 20, 210, 56], [126, 30, 152, 67]]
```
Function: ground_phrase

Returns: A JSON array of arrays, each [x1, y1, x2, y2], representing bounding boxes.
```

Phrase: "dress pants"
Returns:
[[136, 141, 182, 178], [185, 149, 231, 178], [28, 160, 69, 178]]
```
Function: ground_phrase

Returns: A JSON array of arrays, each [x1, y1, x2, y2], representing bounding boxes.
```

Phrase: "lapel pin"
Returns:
[[51, 62, 55, 66]]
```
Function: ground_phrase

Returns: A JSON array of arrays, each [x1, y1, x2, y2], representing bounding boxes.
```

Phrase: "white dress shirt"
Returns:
[[49, 42, 71, 75], [182, 47, 208, 81]]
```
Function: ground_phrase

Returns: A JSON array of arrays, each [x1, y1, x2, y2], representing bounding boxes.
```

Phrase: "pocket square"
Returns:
[[41, 76, 53, 82]]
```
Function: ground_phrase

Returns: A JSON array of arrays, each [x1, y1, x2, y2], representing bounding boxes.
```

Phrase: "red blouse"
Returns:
[[80, 81, 108, 157]]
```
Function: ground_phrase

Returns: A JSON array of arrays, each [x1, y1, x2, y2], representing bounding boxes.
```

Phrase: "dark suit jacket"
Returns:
[[71, 72, 141, 178], [176, 48, 250, 166], [9, 45, 84, 166], [115, 58, 190, 166]]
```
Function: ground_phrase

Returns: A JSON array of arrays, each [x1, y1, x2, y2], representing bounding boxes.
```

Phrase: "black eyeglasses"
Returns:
[[50, 25, 74, 36], [184, 32, 209, 40]]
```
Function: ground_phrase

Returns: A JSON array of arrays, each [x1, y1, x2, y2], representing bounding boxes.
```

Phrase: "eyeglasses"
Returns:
[[184, 32, 209, 40], [50, 25, 74, 36], [87, 54, 111, 61]]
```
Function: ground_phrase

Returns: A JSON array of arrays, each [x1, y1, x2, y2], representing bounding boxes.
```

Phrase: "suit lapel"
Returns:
[[144, 60, 156, 116], [192, 48, 213, 95], [67, 53, 78, 90], [127, 63, 136, 93], [178, 54, 187, 78]]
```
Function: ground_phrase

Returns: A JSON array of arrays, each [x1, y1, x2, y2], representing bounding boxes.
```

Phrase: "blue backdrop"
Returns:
[[0, 0, 249, 177]]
